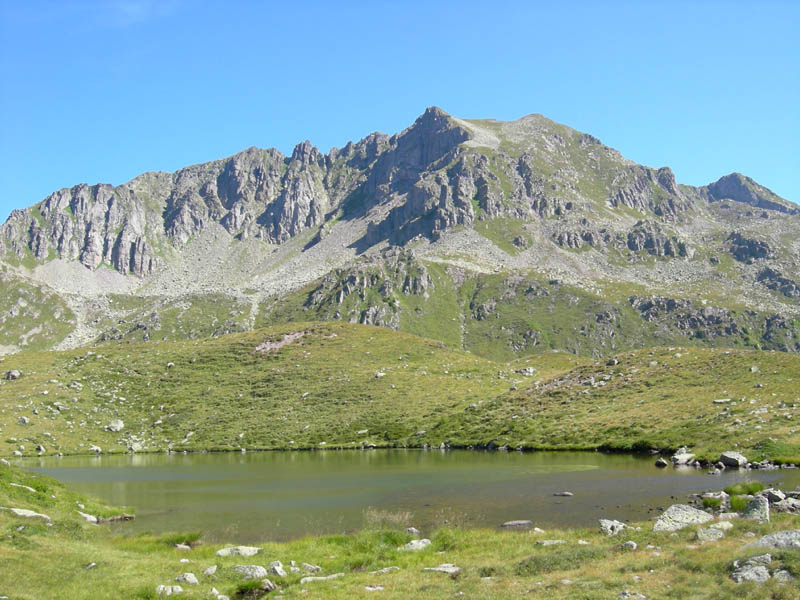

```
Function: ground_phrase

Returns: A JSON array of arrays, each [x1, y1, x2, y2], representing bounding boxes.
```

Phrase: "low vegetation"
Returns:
[[2, 323, 799, 462]]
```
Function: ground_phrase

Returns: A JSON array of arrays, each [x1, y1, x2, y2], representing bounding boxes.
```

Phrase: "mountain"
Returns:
[[1, 107, 798, 356]]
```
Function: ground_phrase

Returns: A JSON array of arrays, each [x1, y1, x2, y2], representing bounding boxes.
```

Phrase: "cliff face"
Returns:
[[4, 106, 765, 277]]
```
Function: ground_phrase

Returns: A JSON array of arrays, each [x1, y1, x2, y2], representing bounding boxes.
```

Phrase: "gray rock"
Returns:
[[301, 563, 321, 573], [399, 538, 431, 551], [772, 498, 800, 513], [653, 504, 713, 532], [696, 527, 725, 542], [501, 520, 532, 529], [369, 566, 400, 575], [731, 565, 770, 584], [654, 457, 669, 468], [105, 419, 124, 432], [406, 526, 421, 536], [773, 569, 794, 583], [709, 521, 734, 531], [155, 585, 183, 596], [619, 592, 647, 599], [553, 491, 573, 497], [600, 519, 628, 536], [259, 579, 277, 592], [5, 370, 21, 380], [174, 573, 198, 585], [232, 565, 268, 579], [622, 541, 637, 550], [719, 451, 748, 467], [762, 488, 786, 503], [203, 565, 217, 576], [751, 529, 800, 549], [743, 496, 770, 522], [537, 540, 565, 546], [423, 564, 461, 576], [0, 507, 51, 521], [268, 561, 286, 577], [670, 451, 695, 465], [300, 573, 344, 584], [18, 416, 29, 425], [215, 545, 261, 557]]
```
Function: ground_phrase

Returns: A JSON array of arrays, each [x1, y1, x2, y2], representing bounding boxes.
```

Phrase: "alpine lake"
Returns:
[[19, 449, 800, 542]]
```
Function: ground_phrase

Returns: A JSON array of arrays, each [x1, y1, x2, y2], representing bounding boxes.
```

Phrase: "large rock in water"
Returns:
[[719, 451, 748, 468], [751, 530, 800, 550], [653, 504, 713, 532]]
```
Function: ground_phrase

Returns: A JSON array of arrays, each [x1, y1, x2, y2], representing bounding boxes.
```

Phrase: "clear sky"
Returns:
[[1, 0, 798, 222]]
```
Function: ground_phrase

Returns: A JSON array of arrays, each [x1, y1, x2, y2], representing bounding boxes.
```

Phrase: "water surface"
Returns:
[[21, 450, 799, 542]]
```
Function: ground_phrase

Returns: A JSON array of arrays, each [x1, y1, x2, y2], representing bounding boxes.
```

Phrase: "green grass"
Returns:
[[2, 324, 800, 463], [723, 482, 765, 496]]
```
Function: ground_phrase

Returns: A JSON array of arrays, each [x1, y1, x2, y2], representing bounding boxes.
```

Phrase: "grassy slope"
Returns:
[[2, 323, 800, 462], [434, 346, 800, 463], [1, 322, 578, 456], [2, 461, 799, 600]]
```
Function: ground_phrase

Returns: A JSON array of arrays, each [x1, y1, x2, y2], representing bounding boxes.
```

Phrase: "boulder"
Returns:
[[203, 565, 217, 575], [743, 496, 769, 522], [622, 541, 637, 550], [772, 498, 800, 513], [215, 546, 261, 557], [719, 451, 748, 468], [301, 563, 321, 573], [670, 451, 695, 465], [105, 419, 124, 432], [155, 585, 183, 596], [751, 530, 800, 550], [232, 565, 268, 579], [653, 504, 713, 532], [174, 573, 198, 585], [5, 370, 21, 380], [731, 565, 770, 584], [600, 519, 628, 536], [773, 569, 794, 583], [762, 489, 785, 503], [399, 538, 431, 551], [654, 457, 669, 468]]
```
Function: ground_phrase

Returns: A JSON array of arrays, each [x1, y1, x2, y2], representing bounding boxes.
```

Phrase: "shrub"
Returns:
[[730, 495, 749, 512], [724, 482, 764, 496], [702, 497, 722, 510]]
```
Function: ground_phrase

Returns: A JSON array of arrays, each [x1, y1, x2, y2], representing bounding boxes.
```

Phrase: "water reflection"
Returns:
[[19, 450, 800, 542]]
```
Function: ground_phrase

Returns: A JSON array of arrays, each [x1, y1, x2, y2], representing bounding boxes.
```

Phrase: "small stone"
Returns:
[[259, 579, 277, 592], [300, 573, 344, 584], [501, 520, 532, 529], [751, 529, 800, 549], [268, 561, 286, 577], [399, 538, 431, 551], [203, 565, 217, 576], [5, 370, 21, 380], [174, 544, 191, 551], [600, 519, 628, 536], [622, 541, 637, 550], [406, 526, 421, 536], [654, 457, 669, 468], [179, 559, 189, 564], [553, 491, 573, 497], [537, 540, 565, 546], [365, 585, 384, 591], [105, 419, 124, 432], [369, 566, 400, 575], [301, 563, 322, 573], [155, 585, 183, 596], [423, 564, 461, 576], [619, 592, 647, 599], [175, 573, 198, 585], [696, 527, 724, 542], [232, 565, 268, 579], [709, 521, 733, 531]]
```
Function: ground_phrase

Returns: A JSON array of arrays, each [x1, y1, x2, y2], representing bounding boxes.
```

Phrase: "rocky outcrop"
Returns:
[[629, 296, 741, 339], [708, 173, 798, 215], [626, 221, 689, 258], [758, 268, 800, 299], [727, 232, 774, 263]]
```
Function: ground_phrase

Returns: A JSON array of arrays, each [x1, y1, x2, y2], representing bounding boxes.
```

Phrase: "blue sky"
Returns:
[[1, 1, 798, 222]]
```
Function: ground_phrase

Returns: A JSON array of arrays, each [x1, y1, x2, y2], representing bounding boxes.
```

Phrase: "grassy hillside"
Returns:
[[2, 461, 800, 599], [0, 322, 580, 457], [2, 323, 800, 463], [435, 346, 800, 463]]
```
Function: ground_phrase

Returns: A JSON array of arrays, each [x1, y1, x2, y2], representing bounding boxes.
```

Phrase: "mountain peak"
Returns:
[[708, 172, 797, 215]]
